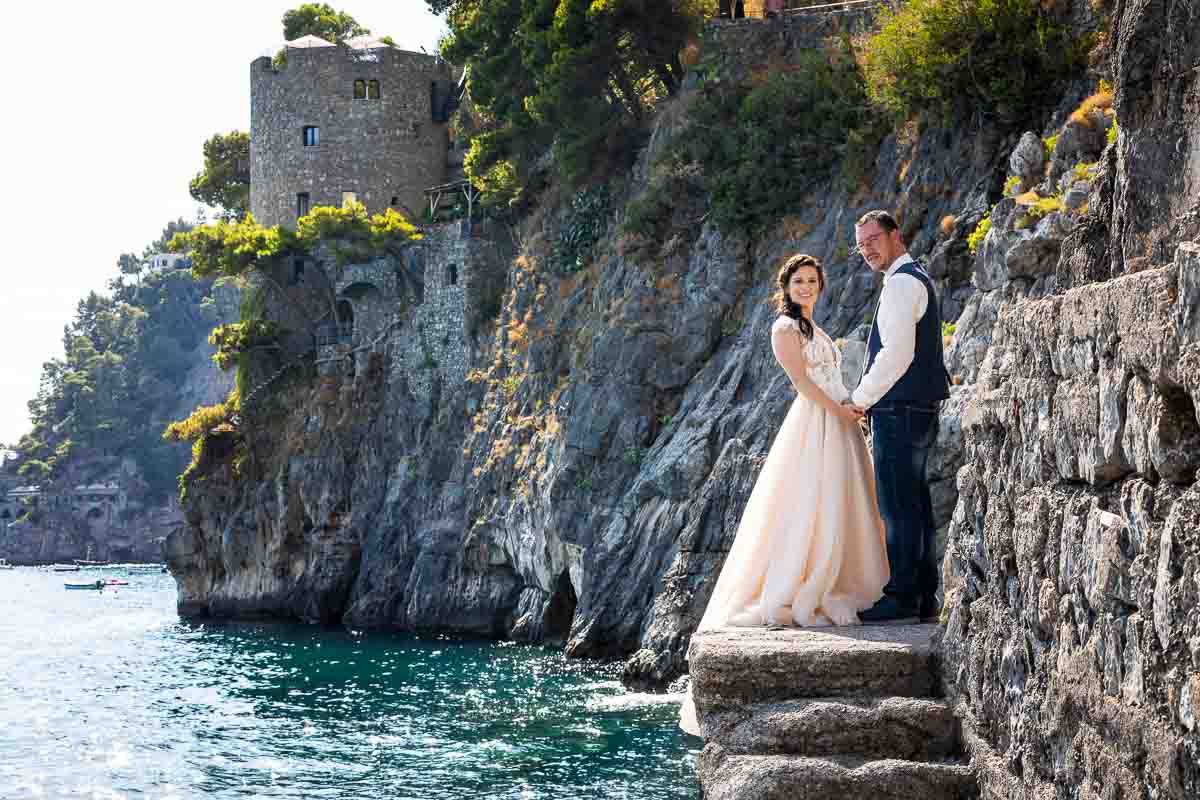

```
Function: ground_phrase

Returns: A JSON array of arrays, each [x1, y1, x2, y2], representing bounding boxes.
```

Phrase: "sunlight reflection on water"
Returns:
[[0, 567, 699, 799]]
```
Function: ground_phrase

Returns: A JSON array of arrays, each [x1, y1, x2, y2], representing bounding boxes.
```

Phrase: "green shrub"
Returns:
[[623, 161, 705, 241], [171, 214, 292, 280], [1072, 161, 1099, 181], [1043, 135, 1059, 161], [208, 320, 283, 371], [553, 186, 610, 274], [967, 211, 993, 254], [163, 389, 242, 501], [1003, 175, 1022, 196], [1107, 119, 1119, 146], [665, 46, 886, 234], [862, 0, 1087, 123], [1016, 193, 1064, 228]]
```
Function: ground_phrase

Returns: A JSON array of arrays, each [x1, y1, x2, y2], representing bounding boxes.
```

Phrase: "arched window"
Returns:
[[354, 79, 366, 99], [367, 79, 380, 99], [447, 263, 458, 286]]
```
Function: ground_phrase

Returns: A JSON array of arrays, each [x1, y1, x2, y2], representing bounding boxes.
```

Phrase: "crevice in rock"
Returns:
[[541, 569, 578, 647]]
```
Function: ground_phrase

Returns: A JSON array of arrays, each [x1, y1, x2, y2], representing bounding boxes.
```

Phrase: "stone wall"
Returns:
[[250, 45, 453, 228], [390, 222, 491, 404], [940, 1, 1200, 796], [691, 5, 877, 89]]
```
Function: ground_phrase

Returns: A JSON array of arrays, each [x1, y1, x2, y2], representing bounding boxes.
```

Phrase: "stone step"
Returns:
[[688, 624, 943, 709], [698, 745, 979, 800], [704, 695, 960, 761]]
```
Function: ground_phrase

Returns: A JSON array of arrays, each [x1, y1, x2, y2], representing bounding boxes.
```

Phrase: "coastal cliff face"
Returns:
[[940, 0, 1200, 796], [164, 11, 1007, 682]]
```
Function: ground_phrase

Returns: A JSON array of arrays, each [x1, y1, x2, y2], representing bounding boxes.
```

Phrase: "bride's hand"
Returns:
[[833, 403, 864, 424]]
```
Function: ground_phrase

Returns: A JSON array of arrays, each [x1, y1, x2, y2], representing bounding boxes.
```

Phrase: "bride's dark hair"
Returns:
[[773, 253, 824, 340]]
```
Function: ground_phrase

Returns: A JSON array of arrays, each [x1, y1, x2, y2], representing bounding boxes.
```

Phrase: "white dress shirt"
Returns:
[[851, 253, 929, 409]]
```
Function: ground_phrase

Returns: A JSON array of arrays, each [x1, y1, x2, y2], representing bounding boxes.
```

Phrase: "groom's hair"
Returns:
[[856, 210, 899, 233]]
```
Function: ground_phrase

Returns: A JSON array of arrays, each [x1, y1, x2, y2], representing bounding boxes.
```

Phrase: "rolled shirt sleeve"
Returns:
[[852, 274, 928, 409]]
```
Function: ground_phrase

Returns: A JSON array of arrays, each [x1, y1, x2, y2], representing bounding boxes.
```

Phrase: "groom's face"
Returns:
[[855, 221, 901, 273]]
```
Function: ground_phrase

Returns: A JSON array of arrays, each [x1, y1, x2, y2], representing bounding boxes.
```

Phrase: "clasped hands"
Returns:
[[838, 399, 867, 428]]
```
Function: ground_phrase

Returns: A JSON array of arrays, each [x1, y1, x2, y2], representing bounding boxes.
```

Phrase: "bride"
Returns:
[[679, 253, 888, 733]]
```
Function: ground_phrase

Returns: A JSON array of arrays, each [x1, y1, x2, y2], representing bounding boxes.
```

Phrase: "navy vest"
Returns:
[[865, 260, 950, 408]]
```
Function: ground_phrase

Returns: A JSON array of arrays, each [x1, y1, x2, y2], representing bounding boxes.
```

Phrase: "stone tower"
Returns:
[[250, 35, 457, 229]]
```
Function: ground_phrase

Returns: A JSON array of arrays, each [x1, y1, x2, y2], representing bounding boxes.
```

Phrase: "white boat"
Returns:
[[64, 579, 106, 590], [0, 559, 13, 570], [52, 564, 81, 572]]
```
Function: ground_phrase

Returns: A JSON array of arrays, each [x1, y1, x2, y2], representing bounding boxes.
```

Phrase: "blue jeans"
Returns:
[[869, 404, 940, 606]]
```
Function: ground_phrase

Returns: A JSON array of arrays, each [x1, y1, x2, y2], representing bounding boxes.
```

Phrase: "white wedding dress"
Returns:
[[679, 316, 888, 736]]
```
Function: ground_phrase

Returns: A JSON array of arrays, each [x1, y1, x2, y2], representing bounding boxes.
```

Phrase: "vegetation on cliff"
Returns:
[[627, 41, 887, 237], [164, 201, 423, 499], [10, 220, 221, 500], [189, 131, 250, 222], [431, 0, 710, 205], [862, 0, 1090, 122]]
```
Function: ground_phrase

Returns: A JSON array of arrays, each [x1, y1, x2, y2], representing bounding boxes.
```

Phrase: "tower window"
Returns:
[[292, 258, 306, 284], [367, 80, 380, 99], [447, 264, 458, 286], [390, 196, 399, 207], [303, 126, 320, 147], [297, 192, 310, 218], [354, 79, 366, 99]]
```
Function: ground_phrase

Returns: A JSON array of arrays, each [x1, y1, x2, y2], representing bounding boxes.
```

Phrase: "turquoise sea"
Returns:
[[0, 567, 699, 799]]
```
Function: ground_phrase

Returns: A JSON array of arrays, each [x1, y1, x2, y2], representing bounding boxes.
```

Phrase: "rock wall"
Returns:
[[941, 0, 1200, 796]]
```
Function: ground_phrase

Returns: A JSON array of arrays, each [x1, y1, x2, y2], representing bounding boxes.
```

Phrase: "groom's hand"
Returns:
[[841, 401, 866, 419]]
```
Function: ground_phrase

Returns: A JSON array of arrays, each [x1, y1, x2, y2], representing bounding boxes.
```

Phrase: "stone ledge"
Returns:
[[688, 624, 943, 708], [698, 745, 979, 800], [705, 695, 960, 761]]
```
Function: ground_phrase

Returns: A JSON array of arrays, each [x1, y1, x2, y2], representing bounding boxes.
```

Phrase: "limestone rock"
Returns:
[[697, 747, 979, 800], [1007, 132, 1045, 186]]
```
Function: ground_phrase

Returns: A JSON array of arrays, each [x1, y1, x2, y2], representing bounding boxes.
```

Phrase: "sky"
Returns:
[[0, 1, 447, 448]]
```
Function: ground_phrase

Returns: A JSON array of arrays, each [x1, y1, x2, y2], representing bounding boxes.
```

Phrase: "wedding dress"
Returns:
[[678, 316, 888, 736]]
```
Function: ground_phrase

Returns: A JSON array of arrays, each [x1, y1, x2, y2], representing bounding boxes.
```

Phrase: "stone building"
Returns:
[[250, 34, 458, 228]]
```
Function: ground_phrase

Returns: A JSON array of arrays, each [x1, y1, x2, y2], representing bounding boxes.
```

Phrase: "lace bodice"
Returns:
[[771, 316, 849, 404]]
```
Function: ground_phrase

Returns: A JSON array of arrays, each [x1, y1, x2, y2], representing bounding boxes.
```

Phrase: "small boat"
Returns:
[[73, 559, 109, 566], [65, 579, 106, 590], [0, 559, 13, 570], [52, 564, 81, 572], [104, 579, 129, 586]]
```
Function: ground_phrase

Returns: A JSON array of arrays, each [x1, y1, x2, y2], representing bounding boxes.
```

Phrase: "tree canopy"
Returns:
[[434, 0, 708, 203], [13, 226, 222, 498], [283, 3, 369, 43], [189, 131, 250, 221]]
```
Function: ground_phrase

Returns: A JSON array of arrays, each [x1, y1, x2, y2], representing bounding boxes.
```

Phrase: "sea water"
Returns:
[[0, 567, 699, 799]]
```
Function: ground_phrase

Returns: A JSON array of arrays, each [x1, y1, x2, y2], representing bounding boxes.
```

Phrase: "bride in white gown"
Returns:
[[679, 253, 888, 735]]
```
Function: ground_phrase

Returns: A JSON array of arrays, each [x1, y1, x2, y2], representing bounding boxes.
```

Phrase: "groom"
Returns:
[[847, 211, 950, 624]]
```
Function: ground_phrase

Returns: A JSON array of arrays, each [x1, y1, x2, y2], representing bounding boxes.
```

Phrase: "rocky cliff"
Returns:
[[939, 0, 1200, 796], [164, 10, 1019, 675]]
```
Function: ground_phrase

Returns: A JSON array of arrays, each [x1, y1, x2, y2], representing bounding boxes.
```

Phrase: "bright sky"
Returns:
[[0, 1, 446, 448]]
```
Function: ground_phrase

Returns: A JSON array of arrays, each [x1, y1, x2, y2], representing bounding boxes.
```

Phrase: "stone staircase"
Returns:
[[688, 625, 978, 800]]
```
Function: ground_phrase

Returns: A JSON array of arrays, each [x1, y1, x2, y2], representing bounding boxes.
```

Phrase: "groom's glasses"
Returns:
[[853, 232, 886, 255]]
